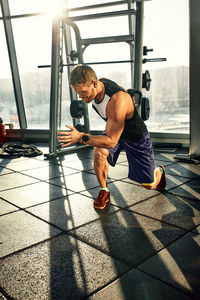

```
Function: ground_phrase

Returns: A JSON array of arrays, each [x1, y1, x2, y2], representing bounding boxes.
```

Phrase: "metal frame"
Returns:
[[1, 0, 27, 130], [0, 0, 190, 151], [189, 0, 200, 158]]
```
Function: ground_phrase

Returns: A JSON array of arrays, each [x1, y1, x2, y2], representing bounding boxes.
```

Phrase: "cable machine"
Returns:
[[44, 0, 166, 158]]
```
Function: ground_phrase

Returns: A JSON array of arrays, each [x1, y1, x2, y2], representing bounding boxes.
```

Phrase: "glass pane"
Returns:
[[68, 0, 124, 9], [12, 16, 52, 129], [67, 1, 131, 131], [83, 42, 131, 131], [0, 21, 19, 128], [69, 4, 128, 16], [9, 0, 67, 16], [75, 16, 129, 39], [143, 0, 189, 133]]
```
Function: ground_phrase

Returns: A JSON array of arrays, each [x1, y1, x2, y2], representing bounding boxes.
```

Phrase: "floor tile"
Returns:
[[169, 178, 200, 200], [139, 228, 200, 298], [88, 268, 194, 300], [154, 159, 174, 167], [0, 156, 30, 165], [0, 234, 130, 300], [87, 164, 129, 180], [0, 198, 19, 215], [0, 166, 14, 176], [71, 209, 186, 267], [0, 172, 39, 191], [21, 164, 78, 181], [166, 162, 200, 179], [3, 157, 53, 172], [81, 181, 159, 208], [164, 174, 192, 191], [47, 172, 104, 192], [0, 210, 61, 257], [0, 182, 73, 208], [122, 169, 194, 191], [61, 158, 94, 171], [153, 152, 175, 162], [26, 194, 117, 231], [128, 193, 200, 232]]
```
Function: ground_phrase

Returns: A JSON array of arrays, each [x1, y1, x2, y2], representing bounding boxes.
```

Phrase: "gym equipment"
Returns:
[[141, 97, 150, 121], [0, 143, 43, 159], [0, 117, 6, 143], [127, 89, 150, 121], [143, 46, 153, 56], [75, 124, 85, 132], [70, 50, 79, 61], [142, 70, 151, 91], [70, 100, 86, 119]]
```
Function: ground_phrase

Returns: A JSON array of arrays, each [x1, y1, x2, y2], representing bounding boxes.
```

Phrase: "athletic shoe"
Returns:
[[94, 190, 110, 209], [156, 165, 166, 191]]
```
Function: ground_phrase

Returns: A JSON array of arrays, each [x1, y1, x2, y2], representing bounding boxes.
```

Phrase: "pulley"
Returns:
[[142, 70, 151, 91], [75, 124, 85, 132], [70, 50, 78, 61], [70, 100, 85, 119], [141, 97, 150, 121]]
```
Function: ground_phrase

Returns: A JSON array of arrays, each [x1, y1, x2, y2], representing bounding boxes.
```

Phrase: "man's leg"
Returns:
[[142, 165, 166, 190], [93, 147, 110, 209], [123, 132, 166, 191], [93, 147, 110, 188]]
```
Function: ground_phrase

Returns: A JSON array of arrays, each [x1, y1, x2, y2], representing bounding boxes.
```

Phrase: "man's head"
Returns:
[[69, 65, 99, 103], [69, 64, 97, 85]]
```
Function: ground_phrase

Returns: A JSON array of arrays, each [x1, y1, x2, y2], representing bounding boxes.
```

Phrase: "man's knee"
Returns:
[[94, 147, 109, 161]]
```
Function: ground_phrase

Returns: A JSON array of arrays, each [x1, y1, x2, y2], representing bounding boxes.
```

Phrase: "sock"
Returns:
[[100, 187, 109, 192], [159, 166, 164, 174]]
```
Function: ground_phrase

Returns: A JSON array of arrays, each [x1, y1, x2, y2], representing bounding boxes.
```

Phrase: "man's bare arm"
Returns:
[[57, 92, 132, 148]]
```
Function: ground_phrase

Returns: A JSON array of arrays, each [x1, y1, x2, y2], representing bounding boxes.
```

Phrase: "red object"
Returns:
[[93, 190, 110, 209], [0, 117, 7, 143]]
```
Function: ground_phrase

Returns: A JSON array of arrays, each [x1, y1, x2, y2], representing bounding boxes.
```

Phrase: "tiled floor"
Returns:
[[0, 145, 200, 300]]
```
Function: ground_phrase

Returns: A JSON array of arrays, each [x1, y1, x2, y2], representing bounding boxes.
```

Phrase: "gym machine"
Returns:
[[42, 1, 166, 158]]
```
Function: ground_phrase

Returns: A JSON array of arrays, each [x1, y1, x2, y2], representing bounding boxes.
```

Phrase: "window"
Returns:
[[12, 16, 52, 128], [143, 0, 189, 133], [0, 21, 19, 128]]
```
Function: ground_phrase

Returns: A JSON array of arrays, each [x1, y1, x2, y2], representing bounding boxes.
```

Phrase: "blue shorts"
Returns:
[[107, 131, 155, 185]]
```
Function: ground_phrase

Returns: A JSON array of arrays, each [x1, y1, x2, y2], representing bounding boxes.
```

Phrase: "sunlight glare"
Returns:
[[42, 0, 67, 18]]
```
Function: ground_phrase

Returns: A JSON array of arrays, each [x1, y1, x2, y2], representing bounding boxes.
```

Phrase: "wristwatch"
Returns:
[[82, 134, 89, 143]]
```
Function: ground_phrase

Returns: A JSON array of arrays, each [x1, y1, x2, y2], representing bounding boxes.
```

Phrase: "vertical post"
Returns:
[[1, 0, 27, 129], [134, 1, 144, 114], [189, 0, 200, 157], [49, 17, 61, 155], [128, 0, 135, 88], [64, 19, 90, 133]]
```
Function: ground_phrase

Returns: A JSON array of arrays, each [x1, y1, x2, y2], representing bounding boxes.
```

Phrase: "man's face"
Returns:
[[72, 81, 97, 103]]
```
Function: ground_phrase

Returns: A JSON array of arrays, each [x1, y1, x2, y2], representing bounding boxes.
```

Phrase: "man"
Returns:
[[57, 64, 166, 209]]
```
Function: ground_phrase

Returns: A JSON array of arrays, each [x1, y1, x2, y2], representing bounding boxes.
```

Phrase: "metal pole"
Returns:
[[63, 18, 90, 133], [128, 0, 135, 88], [134, 2, 144, 90], [134, 1, 144, 113], [49, 17, 61, 156], [1, 0, 27, 129], [189, 0, 200, 157]]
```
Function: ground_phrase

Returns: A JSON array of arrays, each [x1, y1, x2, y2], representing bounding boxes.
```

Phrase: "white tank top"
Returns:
[[92, 94, 110, 120]]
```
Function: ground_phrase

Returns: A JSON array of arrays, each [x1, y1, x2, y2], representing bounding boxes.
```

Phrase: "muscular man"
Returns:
[[57, 65, 166, 209]]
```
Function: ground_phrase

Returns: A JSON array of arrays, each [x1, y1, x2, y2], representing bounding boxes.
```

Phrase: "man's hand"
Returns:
[[57, 125, 82, 147]]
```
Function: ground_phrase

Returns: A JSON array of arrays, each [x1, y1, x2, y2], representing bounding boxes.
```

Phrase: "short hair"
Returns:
[[69, 64, 97, 86]]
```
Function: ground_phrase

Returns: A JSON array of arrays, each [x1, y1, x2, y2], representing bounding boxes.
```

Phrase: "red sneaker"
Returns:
[[156, 165, 166, 191], [94, 190, 110, 209]]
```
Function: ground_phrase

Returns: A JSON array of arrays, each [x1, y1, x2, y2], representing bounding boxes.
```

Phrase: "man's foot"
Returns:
[[156, 165, 166, 191], [94, 190, 110, 209]]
